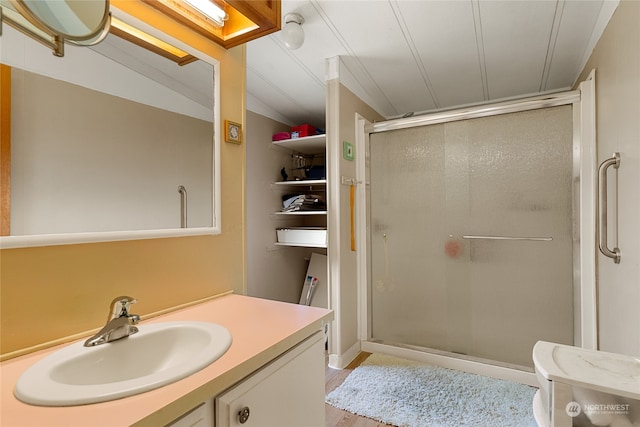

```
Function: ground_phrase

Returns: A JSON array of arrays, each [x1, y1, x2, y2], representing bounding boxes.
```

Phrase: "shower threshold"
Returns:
[[361, 339, 537, 387]]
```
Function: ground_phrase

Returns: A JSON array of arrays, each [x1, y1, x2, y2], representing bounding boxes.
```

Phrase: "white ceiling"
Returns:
[[246, 0, 618, 128]]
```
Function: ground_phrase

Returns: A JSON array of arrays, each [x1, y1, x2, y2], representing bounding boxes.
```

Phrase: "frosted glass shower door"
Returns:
[[368, 106, 574, 368]]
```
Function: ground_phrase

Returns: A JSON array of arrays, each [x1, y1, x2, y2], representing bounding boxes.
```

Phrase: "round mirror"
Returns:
[[10, 0, 110, 43]]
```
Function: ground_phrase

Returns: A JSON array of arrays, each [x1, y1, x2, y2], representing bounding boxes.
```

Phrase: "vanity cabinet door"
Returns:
[[167, 399, 214, 427], [215, 331, 325, 427]]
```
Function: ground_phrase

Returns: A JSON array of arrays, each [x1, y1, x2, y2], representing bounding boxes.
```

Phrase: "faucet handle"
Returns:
[[109, 296, 137, 320]]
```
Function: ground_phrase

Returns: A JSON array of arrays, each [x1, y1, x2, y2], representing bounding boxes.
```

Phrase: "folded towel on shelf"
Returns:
[[282, 194, 326, 212]]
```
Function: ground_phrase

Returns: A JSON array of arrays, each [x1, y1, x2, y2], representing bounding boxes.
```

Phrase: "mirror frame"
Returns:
[[10, 0, 111, 43], [0, 7, 222, 249]]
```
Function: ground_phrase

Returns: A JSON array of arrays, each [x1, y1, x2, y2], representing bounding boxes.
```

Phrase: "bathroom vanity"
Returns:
[[0, 294, 333, 427]]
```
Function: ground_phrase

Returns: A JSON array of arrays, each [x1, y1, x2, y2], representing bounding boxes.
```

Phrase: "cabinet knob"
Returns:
[[238, 406, 250, 424]]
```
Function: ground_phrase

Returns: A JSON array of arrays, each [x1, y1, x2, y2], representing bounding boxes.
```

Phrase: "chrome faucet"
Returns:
[[84, 296, 141, 347]]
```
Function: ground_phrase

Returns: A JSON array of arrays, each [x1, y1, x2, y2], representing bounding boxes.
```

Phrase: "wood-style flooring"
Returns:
[[325, 352, 394, 427]]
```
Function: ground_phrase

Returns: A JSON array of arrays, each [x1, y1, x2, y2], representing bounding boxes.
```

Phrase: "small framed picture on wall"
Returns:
[[224, 120, 242, 144]]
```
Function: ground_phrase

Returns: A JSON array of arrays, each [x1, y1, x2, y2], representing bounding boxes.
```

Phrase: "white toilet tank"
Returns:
[[532, 341, 640, 427]]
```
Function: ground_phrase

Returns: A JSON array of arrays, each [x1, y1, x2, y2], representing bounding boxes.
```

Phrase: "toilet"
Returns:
[[532, 341, 640, 427]]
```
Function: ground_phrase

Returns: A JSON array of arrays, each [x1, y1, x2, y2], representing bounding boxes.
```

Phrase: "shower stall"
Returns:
[[357, 88, 597, 378]]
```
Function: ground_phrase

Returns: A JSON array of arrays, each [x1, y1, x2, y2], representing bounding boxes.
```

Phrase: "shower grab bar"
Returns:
[[597, 152, 621, 264], [462, 235, 553, 242], [178, 185, 187, 228]]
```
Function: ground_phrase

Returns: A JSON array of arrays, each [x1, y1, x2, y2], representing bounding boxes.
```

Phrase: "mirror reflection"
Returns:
[[1, 22, 216, 240], [16, 0, 109, 41]]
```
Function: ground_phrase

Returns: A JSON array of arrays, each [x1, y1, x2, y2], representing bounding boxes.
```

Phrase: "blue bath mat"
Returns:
[[325, 353, 538, 427]]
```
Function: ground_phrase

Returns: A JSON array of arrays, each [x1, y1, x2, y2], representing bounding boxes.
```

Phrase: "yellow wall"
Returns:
[[0, 2, 247, 359]]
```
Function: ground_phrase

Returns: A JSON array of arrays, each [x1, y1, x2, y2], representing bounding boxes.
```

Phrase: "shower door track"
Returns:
[[366, 91, 580, 133], [368, 339, 535, 373], [361, 340, 538, 386]]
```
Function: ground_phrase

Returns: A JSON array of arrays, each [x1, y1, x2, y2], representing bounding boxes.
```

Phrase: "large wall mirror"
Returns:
[[0, 8, 221, 248]]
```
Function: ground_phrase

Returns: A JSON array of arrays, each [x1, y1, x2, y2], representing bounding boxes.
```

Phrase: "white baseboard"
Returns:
[[328, 340, 361, 369], [361, 341, 538, 386]]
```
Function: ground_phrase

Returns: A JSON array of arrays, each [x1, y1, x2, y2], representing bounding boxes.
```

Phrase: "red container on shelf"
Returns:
[[291, 124, 316, 138], [272, 132, 291, 141]]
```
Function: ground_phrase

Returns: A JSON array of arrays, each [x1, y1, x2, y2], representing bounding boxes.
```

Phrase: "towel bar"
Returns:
[[462, 235, 553, 242]]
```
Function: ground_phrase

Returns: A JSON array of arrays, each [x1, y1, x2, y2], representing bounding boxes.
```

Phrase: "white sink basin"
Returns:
[[14, 321, 232, 406]]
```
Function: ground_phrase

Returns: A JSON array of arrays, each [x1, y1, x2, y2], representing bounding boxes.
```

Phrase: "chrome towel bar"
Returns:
[[597, 152, 621, 264], [462, 235, 553, 242]]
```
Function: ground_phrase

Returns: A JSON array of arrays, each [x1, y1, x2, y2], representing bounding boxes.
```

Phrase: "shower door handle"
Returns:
[[462, 235, 552, 242], [597, 152, 621, 264]]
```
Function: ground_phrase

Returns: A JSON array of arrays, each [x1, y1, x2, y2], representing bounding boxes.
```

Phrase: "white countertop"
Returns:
[[0, 294, 333, 427]]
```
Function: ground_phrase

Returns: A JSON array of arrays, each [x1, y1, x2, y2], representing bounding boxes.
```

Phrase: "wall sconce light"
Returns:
[[281, 12, 304, 50]]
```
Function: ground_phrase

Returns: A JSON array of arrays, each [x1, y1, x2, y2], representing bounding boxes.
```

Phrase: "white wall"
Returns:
[[326, 57, 385, 368], [577, 0, 640, 357]]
